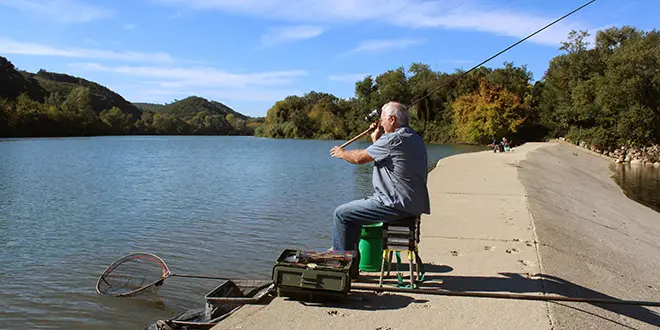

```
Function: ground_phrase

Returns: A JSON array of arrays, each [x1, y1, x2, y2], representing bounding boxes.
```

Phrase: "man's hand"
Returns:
[[370, 121, 383, 143], [330, 146, 346, 160]]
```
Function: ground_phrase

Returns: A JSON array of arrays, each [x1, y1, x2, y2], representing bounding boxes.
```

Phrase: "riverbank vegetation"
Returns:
[[1, 26, 658, 150], [257, 26, 660, 150]]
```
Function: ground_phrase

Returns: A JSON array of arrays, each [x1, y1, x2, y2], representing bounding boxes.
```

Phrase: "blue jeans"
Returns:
[[332, 197, 414, 252]]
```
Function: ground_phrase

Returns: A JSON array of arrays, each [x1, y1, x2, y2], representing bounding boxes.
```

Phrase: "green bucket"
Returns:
[[358, 222, 383, 272]]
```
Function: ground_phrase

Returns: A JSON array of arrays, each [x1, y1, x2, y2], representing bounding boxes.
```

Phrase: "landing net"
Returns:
[[96, 252, 170, 297]]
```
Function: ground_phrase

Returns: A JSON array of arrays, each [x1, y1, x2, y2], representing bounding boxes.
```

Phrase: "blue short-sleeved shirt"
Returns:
[[365, 125, 430, 215]]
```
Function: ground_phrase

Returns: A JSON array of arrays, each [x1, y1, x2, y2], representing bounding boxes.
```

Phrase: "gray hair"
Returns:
[[382, 101, 410, 126]]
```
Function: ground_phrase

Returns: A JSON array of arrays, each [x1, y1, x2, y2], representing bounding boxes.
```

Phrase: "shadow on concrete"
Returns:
[[294, 292, 429, 311], [358, 263, 454, 275], [272, 266, 658, 326], [550, 301, 638, 330], [400, 272, 659, 328], [538, 273, 660, 328]]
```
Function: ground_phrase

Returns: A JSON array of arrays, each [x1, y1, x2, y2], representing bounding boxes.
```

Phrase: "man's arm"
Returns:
[[330, 147, 374, 164]]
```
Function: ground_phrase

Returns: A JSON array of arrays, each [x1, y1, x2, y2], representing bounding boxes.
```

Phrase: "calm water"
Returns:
[[611, 163, 660, 213], [0, 136, 485, 329]]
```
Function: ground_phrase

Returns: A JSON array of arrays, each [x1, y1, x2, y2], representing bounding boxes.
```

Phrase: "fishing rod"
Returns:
[[338, 0, 598, 148], [339, 109, 381, 148], [351, 284, 660, 307], [407, 0, 598, 108]]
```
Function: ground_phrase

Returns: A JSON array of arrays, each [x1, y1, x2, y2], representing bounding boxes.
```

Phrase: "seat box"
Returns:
[[271, 249, 356, 301]]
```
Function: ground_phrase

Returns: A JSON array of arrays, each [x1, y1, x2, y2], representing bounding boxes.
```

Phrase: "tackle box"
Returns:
[[271, 249, 357, 301]]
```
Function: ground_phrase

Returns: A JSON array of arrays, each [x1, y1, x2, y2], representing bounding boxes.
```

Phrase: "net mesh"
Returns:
[[96, 252, 170, 297]]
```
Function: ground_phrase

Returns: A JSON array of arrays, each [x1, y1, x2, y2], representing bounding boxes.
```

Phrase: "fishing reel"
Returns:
[[364, 108, 380, 122]]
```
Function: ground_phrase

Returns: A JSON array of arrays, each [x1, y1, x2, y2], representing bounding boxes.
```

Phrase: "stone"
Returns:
[[654, 162, 660, 168], [630, 159, 642, 165]]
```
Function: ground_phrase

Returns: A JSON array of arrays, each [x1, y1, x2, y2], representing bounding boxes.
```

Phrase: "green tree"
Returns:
[[100, 106, 133, 134]]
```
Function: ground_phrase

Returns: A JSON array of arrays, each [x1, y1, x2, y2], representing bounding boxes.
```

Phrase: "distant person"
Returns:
[[329, 102, 431, 258], [488, 137, 498, 153], [501, 137, 510, 152]]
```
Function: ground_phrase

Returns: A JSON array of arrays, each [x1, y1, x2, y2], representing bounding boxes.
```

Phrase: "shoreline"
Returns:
[[209, 142, 659, 330], [559, 138, 660, 167], [554, 138, 660, 213]]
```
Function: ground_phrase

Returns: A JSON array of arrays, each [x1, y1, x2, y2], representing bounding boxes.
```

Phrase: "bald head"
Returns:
[[381, 101, 410, 126]]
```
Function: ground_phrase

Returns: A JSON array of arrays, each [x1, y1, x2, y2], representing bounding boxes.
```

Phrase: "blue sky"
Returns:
[[0, 0, 654, 117]]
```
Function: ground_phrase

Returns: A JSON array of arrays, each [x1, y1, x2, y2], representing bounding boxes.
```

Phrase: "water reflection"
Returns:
[[611, 164, 660, 212]]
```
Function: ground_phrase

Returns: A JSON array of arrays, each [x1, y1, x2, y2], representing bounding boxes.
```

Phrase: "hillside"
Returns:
[[133, 96, 259, 135], [133, 102, 166, 113], [135, 98, 251, 120], [0, 57, 47, 102], [23, 69, 142, 120], [0, 55, 258, 137]]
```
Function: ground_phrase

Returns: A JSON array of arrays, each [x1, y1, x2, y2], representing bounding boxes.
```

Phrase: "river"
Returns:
[[0, 136, 485, 329], [610, 163, 660, 213]]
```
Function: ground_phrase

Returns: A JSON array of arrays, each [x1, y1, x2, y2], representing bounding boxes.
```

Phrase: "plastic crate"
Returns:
[[147, 279, 275, 330], [204, 279, 275, 320]]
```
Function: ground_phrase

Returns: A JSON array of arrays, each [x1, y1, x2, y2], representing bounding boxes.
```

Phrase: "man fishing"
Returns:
[[329, 101, 430, 256]]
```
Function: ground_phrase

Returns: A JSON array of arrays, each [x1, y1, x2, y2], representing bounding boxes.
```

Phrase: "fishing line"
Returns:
[[405, 0, 598, 109], [341, 0, 598, 148]]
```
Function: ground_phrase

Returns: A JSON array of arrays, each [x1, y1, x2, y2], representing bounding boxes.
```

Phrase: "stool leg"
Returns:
[[379, 250, 388, 287], [386, 250, 393, 276], [414, 247, 421, 279], [408, 251, 415, 288]]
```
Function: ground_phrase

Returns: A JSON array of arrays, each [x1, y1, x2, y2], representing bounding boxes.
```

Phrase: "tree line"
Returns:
[[2, 25, 659, 150], [257, 26, 660, 150], [0, 58, 260, 138], [0, 91, 260, 137]]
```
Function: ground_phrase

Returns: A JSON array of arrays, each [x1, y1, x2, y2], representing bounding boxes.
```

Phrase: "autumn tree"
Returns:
[[452, 80, 529, 144]]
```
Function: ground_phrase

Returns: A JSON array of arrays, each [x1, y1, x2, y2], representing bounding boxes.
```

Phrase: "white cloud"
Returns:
[[328, 73, 370, 82], [260, 25, 326, 47], [152, 0, 591, 46], [0, 0, 112, 23], [68, 62, 308, 104], [0, 38, 174, 62], [68, 62, 307, 89], [124, 24, 137, 30], [343, 38, 424, 55], [130, 88, 303, 102]]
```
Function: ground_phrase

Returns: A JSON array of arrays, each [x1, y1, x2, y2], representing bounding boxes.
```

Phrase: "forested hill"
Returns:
[[0, 56, 258, 137], [135, 96, 249, 120], [0, 56, 47, 103], [132, 96, 261, 135], [257, 26, 660, 151], [25, 69, 143, 120], [133, 102, 166, 113]]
